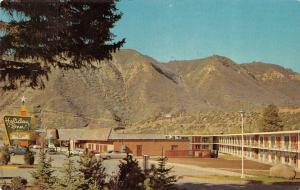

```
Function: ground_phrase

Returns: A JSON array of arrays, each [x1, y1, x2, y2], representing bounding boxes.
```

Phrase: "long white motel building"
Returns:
[[175, 130, 300, 171]]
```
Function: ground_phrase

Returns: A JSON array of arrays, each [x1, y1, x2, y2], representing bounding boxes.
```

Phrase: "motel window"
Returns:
[[171, 145, 178, 150], [103, 145, 107, 152], [291, 136, 297, 150], [276, 136, 281, 148], [202, 137, 209, 143], [88, 144, 92, 150], [259, 151, 264, 160], [284, 136, 289, 149], [271, 136, 275, 148], [293, 156, 297, 165], [202, 145, 209, 150], [96, 145, 99, 152], [259, 137, 263, 147], [271, 154, 275, 163], [276, 153, 281, 164], [285, 156, 290, 164], [193, 137, 201, 143], [195, 145, 201, 150]]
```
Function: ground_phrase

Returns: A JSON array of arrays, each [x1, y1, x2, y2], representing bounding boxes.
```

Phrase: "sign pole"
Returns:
[[3, 123, 11, 146]]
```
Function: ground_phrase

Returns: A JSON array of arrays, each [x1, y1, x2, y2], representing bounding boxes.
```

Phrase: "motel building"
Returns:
[[175, 130, 300, 171], [56, 128, 114, 153], [109, 132, 189, 156], [55, 128, 190, 157]]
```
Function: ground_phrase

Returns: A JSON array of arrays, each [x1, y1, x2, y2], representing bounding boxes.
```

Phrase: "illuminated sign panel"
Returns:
[[3, 116, 32, 140], [10, 132, 31, 140]]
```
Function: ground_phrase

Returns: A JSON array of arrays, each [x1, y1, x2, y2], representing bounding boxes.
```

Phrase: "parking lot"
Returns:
[[0, 153, 122, 180], [0, 152, 243, 181], [1, 153, 300, 190]]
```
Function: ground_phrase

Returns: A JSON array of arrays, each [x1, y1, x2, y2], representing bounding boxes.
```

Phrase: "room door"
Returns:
[[137, 145, 143, 156]]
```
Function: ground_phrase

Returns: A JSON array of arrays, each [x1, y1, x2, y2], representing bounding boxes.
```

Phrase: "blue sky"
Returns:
[[1, 0, 299, 72], [113, 0, 300, 72]]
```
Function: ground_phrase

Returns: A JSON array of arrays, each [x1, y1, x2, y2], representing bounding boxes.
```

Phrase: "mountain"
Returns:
[[0, 49, 299, 133]]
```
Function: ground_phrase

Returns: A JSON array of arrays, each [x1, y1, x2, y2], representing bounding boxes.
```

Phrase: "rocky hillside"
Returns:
[[0, 49, 299, 133], [124, 109, 300, 135]]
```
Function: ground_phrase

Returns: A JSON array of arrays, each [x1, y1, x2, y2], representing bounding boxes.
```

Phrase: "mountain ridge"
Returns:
[[0, 49, 299, 133]]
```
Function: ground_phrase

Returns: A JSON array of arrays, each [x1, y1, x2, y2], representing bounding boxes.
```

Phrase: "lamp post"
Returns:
[[165, 114, 172, 136], [239, 109, 245, 179], [114, 126, 125, 152]]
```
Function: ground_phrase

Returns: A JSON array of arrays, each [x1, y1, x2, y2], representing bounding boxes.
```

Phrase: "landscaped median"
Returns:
[[0, 164, 36, 169], [182, 174, 300, 185]]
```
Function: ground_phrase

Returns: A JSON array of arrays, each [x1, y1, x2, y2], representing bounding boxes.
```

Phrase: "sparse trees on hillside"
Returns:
[[261, 104, 283, 132], [0, 0, 125, 90]]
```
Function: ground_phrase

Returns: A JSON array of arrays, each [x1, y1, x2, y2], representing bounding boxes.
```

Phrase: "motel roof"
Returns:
[[57, 128, 112, 141], [172, 130, 300, 137], [109, 132, 167, 140]]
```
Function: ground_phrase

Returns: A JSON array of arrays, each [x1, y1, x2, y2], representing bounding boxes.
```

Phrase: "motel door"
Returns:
[[137, 145, 143, 156]]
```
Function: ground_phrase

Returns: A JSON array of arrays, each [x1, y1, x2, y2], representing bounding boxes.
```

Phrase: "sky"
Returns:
[[0, 0, 299, 72], [113, 0, 300, 72]]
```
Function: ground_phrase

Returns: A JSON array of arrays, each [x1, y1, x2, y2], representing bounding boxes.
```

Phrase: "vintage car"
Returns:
[[9, 146, 29, 155], [99, 151, 127, 160]]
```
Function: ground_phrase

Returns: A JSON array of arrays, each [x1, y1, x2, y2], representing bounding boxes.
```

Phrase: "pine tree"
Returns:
[[78, 151, 107, 190], [261, 104, 283, 132], [0, 145, 10, 165], [110, 154, 146, 190], [24, 149, 35, 165], [149, 157, 177, 190], [0, 0, 125, 89], [143, 178, 153, 190], [31, 149, 56, 190], [55, 158, 83, 190]]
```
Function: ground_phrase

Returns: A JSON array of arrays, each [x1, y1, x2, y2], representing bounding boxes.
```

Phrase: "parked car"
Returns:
[[47, 148, 57, 155], [32, 145, 42, 149], [9, 146, 29, 155], [100, 151, 127, 160], [68, 148, 85, 156], [48, 143, 56, 149]]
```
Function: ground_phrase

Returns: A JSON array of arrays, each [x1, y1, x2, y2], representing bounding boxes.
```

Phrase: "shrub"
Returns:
[[24, 150, 35, 165], [11, 176, 27, 190], [0, 145, 11, 165]]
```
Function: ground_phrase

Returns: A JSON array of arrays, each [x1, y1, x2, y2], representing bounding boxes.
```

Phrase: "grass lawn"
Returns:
[[184, 174, 300, 184]]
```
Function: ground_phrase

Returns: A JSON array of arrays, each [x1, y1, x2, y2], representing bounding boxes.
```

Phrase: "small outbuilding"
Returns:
[[109, 132, 189, 156], [57, 128, 113, 152]]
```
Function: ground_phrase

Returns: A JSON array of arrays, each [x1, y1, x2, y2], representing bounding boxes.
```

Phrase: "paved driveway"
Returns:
[[1, 154, 300, 190]]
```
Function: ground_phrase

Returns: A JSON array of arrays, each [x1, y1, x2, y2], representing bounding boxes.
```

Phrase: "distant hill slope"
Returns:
[[0, 49, 299, 132]]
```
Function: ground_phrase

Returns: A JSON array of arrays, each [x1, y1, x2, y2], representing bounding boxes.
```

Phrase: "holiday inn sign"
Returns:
[[3, 115, 32, 141]]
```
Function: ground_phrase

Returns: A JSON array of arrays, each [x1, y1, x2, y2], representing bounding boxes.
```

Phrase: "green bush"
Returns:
[[11, 176, 27, 190], [24, 150, 35, 165], [0, 145, 11, 165]]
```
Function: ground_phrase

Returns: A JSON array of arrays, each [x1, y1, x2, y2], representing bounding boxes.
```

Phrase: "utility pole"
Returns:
[[239, 109, 245, 179]]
